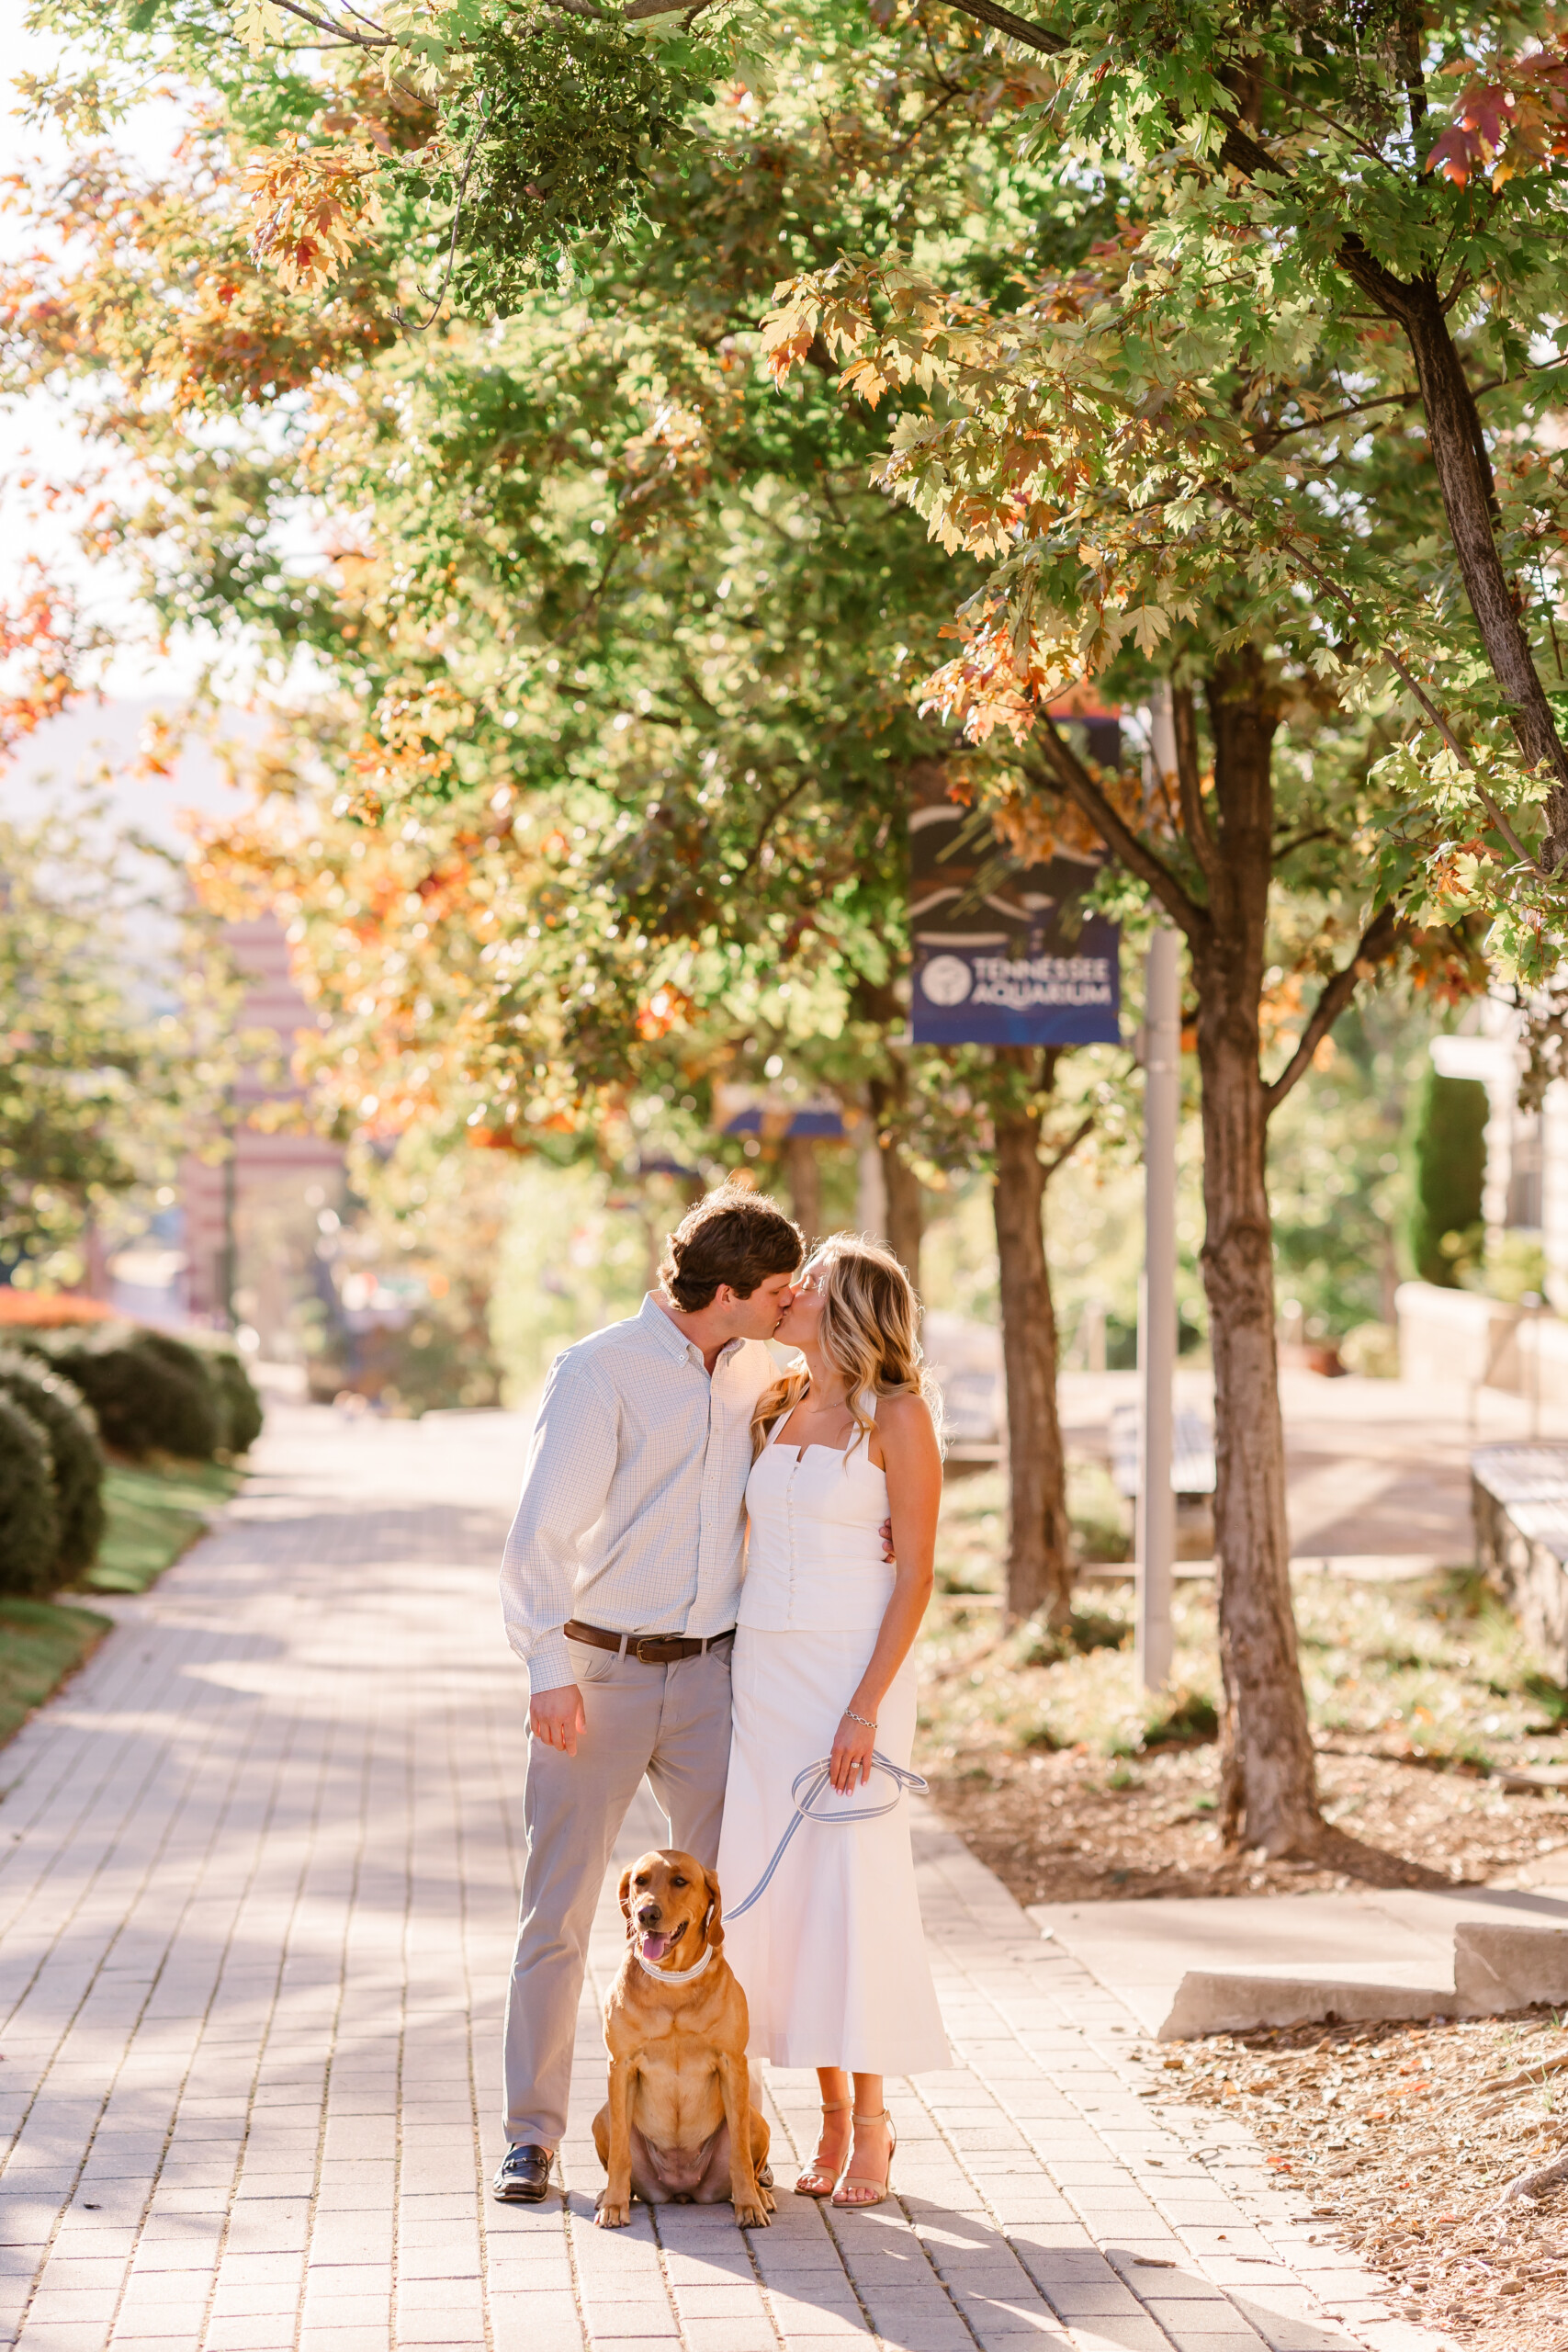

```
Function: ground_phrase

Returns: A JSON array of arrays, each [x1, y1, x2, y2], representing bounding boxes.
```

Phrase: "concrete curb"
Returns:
[[1160, 1973, 1452, 2039], [1158, 1919, 1568, 2038]]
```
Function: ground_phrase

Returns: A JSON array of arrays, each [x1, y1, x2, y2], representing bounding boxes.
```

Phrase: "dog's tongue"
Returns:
[[639, 1931, 671, 1963]]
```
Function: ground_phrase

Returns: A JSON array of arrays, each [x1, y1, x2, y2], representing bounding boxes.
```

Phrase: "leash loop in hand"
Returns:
[[724, 1751, 927, 1922]]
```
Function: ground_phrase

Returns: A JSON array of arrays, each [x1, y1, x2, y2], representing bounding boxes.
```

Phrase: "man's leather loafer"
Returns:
[[492, 2143, 553, 2202]]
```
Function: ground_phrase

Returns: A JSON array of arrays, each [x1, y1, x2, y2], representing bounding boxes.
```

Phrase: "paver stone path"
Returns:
[[0, 1403, 1445, 2352]]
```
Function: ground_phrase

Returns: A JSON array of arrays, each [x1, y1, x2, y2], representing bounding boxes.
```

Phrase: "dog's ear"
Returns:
[[702, 1867, 724, 1950], [617, 1867, 635, 1934]]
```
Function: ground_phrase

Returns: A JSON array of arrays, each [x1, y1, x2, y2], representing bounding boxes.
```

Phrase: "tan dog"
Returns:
[[592, 1849, 773, 2229]]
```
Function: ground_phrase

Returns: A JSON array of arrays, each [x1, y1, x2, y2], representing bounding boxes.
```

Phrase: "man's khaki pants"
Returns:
[[502, 1634, 734, 2149]]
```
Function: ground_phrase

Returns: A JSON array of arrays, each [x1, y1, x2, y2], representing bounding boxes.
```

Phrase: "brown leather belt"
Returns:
[[564, 1619, 735, 1665]]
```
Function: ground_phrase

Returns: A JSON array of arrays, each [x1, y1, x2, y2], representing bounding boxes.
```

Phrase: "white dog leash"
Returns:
[[724, 1752, 928, 1922]]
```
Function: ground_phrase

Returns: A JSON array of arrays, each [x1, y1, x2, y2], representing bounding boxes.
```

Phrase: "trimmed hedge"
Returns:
[[12, 1323, 264, 1463], [1404, 1066, 1488, 1287], [182, 1339, 265, 1455], [216, 1351, 264, 1454], [0, 1396, 61, 1598], [0, 1351, 105, 1576], [0, 1318, 258, 1593], [23, 1327, 220, 1461]]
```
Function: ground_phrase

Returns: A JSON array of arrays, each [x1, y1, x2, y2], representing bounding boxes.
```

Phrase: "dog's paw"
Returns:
[[594, 2196, 633, 2230], [734, 2198, 772, 2228]]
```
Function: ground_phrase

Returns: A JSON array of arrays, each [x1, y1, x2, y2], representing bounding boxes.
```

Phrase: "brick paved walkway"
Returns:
[[0, 1403, 1440, 2352]]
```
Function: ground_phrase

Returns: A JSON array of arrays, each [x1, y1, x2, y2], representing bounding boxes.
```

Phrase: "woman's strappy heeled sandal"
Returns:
[[794, 2099, 852, 2198], [831, 2109, 897, 2209]]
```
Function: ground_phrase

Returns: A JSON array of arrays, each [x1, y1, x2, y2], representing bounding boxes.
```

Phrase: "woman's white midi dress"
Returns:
[[716, 1400, 950, 2076]]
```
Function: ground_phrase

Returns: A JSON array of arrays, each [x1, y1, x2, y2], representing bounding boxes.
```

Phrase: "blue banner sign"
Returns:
[[908, 744, 1122, 1048]]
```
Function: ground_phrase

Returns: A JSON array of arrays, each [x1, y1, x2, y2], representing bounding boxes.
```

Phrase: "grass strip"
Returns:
[[89, 1459, 243, 1594], [0, 1596, 113, 1747]]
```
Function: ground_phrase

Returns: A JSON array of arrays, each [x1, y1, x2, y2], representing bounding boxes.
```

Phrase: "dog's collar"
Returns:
[[633, 1939, 714, 1986]]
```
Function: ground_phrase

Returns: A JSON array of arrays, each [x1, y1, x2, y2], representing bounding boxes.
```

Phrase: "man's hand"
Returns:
[[530, 1683, 585, 1757]]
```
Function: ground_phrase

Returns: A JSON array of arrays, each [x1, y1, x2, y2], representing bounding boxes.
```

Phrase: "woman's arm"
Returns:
[[829, 1394, 942, 1793]]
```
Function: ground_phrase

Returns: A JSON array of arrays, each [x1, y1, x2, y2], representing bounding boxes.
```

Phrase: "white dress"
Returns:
[[716, 1396, 951, 2075]]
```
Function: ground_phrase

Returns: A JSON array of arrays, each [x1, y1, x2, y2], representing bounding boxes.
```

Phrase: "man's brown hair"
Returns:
[[659, 1183, 804, 1311]]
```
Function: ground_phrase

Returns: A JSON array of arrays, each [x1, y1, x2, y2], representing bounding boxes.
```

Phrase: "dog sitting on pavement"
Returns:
[[592, 1849, 774, 2228]]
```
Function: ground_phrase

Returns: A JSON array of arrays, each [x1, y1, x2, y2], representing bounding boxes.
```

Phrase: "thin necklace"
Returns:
[[797, 1376, 849, 1428], [633, 1940, 714, 1985]]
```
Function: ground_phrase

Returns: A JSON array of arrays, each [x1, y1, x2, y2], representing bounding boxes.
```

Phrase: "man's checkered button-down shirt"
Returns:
[[499, 1292, 778, 1694]]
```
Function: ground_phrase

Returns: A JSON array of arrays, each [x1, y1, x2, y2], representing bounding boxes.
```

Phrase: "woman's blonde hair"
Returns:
[[750, 1233, 943, 1459]]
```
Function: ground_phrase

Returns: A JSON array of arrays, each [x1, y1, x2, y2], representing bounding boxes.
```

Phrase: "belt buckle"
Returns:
[[634, 1636, 667, 1664]]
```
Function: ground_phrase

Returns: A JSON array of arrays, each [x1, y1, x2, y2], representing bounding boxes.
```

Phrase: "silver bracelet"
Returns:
[[842, 1707, 877, 1730]]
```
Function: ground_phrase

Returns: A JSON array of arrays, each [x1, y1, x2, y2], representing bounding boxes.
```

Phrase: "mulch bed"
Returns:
[[1159, 2015, 1568, 2352], [924, 1737, 1568, 1905], [925, 1730, 1568, 2346]]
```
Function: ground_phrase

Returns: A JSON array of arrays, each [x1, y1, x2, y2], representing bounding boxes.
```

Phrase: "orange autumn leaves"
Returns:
[[2, 137, 392, 416], [187, 776, 673, 1151], [243, 140, 387, 298], [0, 566, 110, 759], [1427, 30, 1568, 189]]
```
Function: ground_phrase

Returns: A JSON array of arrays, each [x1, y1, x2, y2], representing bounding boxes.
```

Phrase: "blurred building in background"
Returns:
[[177, 914, 344, 1354]]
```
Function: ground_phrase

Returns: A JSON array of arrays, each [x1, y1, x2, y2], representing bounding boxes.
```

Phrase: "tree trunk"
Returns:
[[1193, 652, 1322, 1854], [1328, 249, 1568, 860], [784, 1132, 821, 1244], [880, 1143, 922, 1283], [992, 1053, 1073, 1627], [867, 1066, 922, 1278], [1397, 282, 1568, 858]]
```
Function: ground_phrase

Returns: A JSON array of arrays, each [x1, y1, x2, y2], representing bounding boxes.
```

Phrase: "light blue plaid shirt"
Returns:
[[499, 1294, 776, 1693]]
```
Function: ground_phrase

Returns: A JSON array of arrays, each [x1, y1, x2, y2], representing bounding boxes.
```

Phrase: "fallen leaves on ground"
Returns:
[[1160, 2012, 1568, 2349], [922, 1740, 1568, 1903], [922, 1481, 1568, 1901]]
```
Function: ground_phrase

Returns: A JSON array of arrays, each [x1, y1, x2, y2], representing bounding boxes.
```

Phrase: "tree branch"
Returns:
[[940, 0, 1064, 52], [729, 774, 812, 889], [1272, 823, 1339, 860], [271, 0, 390, 47], [1262, 387, 1421, 447], [1040, 1110, 1094, 1182], [938, 2, 1299, 190], [1022, 720, 1209, 946], [1209, 482, 1553, 881], [1262, 902, 1403, 1116], [1169, 683, 1213, 875]]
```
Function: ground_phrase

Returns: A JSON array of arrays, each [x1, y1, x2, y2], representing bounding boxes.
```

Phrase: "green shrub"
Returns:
[[136, 1330, 262, 1453], [1141, 1688, 1220, 1750], [1339, 1320, 1400, 1379], [23, 1326, 220, 1460], [1016, 1602, 1133, 1668], [0, 1396, 62, 1597], [187, 1341, 264, 1453], [1403, 1066, 1487, 1288], [1474, 1230, 1549, 1306], [9, 1322, 263, 1463], [0, 1351, 105, 1575]]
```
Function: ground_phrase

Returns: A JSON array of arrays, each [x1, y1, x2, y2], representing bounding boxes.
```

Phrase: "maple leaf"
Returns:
[[839, 354, 895, 408], [234, 0, 285, 57], [243, 141, 384, 294], [1124, 603, 1172, 655], [1427, 45, 1568, 188]]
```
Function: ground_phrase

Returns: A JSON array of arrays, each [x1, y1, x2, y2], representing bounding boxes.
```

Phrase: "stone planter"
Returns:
[[1472, 1442, 1568, 1679]]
